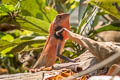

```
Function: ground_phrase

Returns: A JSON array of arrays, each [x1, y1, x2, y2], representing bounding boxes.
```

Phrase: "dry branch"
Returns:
[[0, 51, 99, 80], [1, 29, 120, 80]]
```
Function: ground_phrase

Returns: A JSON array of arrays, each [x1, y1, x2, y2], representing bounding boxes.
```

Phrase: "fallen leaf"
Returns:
[[80, 75, 88, 80], [46, 69, 76, 80], [61, 69, 74, 77], [45, 75, 64, 80], [107, 64, 120, 76]]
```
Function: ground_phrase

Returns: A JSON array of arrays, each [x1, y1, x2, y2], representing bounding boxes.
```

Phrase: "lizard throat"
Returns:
[[54, 26, 63, 40], [54, 33, 63, 40]]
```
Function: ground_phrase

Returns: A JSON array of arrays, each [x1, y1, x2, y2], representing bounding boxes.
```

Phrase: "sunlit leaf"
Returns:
[[78, 0, 88, 23], [89, 22, 120, 37], [2, 0, 58, 22], [0, 35, 46, 52], [1, 34, 14, 41], [0, 40, 16, 51], [8, 39, 46, 54], [0, 4, 14, 16], [17, 16, 49, 35], [1, 47, 13, 56], [89, 0, 120, 19], [0, 40, 12, 47], [77, 7, 98, 36], [44, 6, 58, 22], [2, 0, 17, 5], [0, 4, 14, 13]]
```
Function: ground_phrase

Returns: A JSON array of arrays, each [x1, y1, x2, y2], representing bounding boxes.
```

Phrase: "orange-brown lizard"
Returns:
[[32, 13, 73, 69]]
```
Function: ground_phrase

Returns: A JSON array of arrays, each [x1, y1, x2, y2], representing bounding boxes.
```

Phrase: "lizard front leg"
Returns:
[[55, 28, 74, 62], [56, 42, 74, 62]]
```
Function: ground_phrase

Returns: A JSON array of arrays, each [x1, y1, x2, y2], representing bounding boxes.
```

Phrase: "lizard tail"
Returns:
[[32, 55, 46, 68]]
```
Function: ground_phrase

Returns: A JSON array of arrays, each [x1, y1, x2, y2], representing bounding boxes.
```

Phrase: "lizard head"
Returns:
[[49, 13, 70, 40]]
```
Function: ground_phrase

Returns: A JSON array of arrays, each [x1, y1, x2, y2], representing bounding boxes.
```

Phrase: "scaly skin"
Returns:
[[32, 13, 70, 68]]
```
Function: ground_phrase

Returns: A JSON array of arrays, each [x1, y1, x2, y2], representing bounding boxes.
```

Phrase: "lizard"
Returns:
[[32, 13, 73, 69]]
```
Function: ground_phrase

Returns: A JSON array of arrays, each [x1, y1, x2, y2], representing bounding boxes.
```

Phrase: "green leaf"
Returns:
[[77, 5, 92, 33], [0, 40, 16, 51], [89, 0, 120, 19], [0, 40, 11, 47], [8, 39, 46, 54], [77, 7, 98, 35], [0, 4, 14, 13], [20, 0, 45, 16], [90, 22, 120, 37], [17, 16, 49, 35], [1, 47, 13, 56], [2, 0, 17, 5], [2, 0, 58, 22], [0, 34, 46, 52], [20, 0, 57, 22], [78, 0, 88, 23], [1, 34, 14, 41], [44, 6, 58, 22], [0, 38, 46, 54], [0, 31, 5, 38], [0, 4, 14, 16]]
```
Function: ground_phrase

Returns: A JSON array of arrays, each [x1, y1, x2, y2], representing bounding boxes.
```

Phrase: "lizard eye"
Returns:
[[58, 16, 62, 19]]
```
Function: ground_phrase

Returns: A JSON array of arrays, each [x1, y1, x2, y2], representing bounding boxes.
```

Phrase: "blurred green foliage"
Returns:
[[0, 0, 120, 74]]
